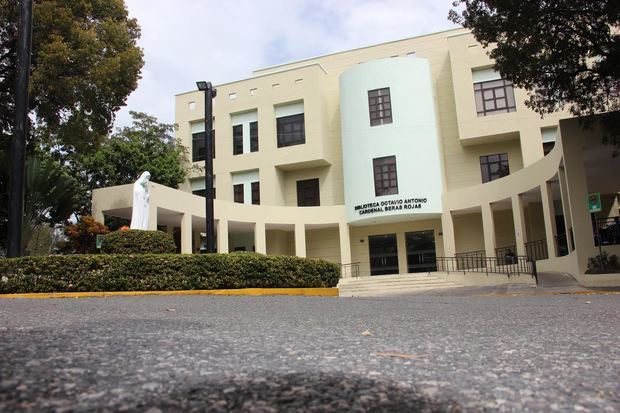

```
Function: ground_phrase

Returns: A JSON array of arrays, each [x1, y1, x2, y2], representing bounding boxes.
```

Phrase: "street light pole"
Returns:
[[7, 0, 33, 258], [196, 81, 217, 253]]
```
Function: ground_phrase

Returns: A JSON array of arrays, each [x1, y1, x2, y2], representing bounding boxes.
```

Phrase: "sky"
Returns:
[[115, 0, 461, 129]]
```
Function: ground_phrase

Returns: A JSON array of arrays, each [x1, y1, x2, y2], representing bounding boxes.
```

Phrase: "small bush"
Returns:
[[60, 216, 109, 254], [586, 252, 620, 274], [102, 230, 176, 254], [0, 253, 340, 294]]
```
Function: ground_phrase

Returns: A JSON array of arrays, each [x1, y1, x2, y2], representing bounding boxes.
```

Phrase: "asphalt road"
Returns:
[[1, 292, 619, 412]]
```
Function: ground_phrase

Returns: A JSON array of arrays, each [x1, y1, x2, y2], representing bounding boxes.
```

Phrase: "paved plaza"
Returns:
[[1, 289, 619, 412]]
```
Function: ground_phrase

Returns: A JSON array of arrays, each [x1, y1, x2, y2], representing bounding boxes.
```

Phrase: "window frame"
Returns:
[[233, 184, 244, 204], [479, 153, 510, 183], [373, 156, 398, 197], [192, 131, 215, 162], [367, 87, 393, 127], [251, 181, 260, 205], [296, 178, 320, 207], [276, 113, 305, 148], [232, 124, 243, 155], [473, 78, 516, 117], [250, 121, 259, 152]]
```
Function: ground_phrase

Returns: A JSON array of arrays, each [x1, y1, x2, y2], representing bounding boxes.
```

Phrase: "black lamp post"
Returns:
[[196, 81, 217, 253], [7, 0, 33, 258]]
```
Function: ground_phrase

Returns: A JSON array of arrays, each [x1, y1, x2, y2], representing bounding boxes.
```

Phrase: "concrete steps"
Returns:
[[337, 274, 460, 297]]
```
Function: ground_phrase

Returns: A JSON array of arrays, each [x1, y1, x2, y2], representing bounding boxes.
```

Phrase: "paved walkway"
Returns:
[[404, 271, 620, 298], [1, 292, 619, 411]]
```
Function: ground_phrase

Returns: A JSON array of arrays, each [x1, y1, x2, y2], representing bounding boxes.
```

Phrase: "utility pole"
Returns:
[[196, 81, 217, 253], [7, 0, 33, 258]]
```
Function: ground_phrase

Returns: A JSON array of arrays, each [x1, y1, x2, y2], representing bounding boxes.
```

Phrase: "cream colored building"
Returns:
[[93, 28, 620, 285]]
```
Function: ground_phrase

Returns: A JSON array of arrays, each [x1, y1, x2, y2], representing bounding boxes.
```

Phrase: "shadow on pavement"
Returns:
[[153, 371, 462, 412]]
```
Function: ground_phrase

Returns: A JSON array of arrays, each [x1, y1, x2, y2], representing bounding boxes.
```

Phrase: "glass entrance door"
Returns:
[[368, 234, 399, 276], [406, 230, 437, 273]]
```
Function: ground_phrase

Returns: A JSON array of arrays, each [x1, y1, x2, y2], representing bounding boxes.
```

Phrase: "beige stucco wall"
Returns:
[[453, 213, 485, 254], [266, 230, 295, 256], [306, 228, 341, 263], [493, 209, 516, 248], [524, 202, 547, 242]]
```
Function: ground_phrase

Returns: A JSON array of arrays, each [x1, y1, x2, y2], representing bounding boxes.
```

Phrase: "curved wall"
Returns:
[[339, 58, 444, 224]]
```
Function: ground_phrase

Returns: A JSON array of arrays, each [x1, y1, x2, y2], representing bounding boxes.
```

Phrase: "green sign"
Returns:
[[96, 234, 103, 249], [587, 193, 601, 213]]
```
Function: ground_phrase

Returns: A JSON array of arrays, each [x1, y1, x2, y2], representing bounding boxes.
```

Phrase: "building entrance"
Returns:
[[368, 233, 399, 275], [406, 230, 437, 273]]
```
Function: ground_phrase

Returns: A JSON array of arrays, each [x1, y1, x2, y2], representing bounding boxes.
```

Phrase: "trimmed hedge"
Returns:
[[102, 230, 177, 254], [0, 253, 340, 294]]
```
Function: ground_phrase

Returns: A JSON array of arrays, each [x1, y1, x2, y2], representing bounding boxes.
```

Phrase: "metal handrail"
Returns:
[[435, 256, 535, 277], [341, 262, 361, 278], [525, 239, 548, 261]]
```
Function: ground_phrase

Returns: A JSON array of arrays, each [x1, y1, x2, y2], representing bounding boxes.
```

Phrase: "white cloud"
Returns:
[[115, 0, 459, 128]]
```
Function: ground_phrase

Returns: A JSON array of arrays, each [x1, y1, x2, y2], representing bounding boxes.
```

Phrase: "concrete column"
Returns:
[[338, 223, 352, 265], [147, 206, 158, 231], [511, 194, 527, 256], [217, 219, 229, 253], [397, 232, 408, 274], [441, 211, 456, 257], [254, 222, 266, 254], [540, 181, 558, 257], [294, 223, 306, 257], [180, 213, 192, 254], [520, 125, 545, 167], [561, 130, 598, 272], [481, 203, 497, 258], [557, 166, 574, 250]]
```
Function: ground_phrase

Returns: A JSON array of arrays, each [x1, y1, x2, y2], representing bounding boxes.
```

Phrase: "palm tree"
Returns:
[[21, 154, 81, 254]]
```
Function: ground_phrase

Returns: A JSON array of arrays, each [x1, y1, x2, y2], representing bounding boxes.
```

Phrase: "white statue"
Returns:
[[130, 171, 151, 230]]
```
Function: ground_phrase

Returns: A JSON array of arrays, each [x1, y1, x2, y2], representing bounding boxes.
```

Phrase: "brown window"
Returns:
[[474, 79, 516, 116], [296, 178, 320, 207], [277, 113, 305, 147], [373, 156, 398, 196], [480, 153, 510, 183], [368, 88, 392, 126], [250, 121, 258, 152], [233, 184, 244, 203], [192, 188, 216, 199], [233, 125, 243, 155], [192, 130, 215, 161], [543, 141, 555, 156], [251, 181, 260, 205]]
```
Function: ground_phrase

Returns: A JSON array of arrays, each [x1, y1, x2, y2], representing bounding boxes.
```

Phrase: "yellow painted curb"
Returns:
[[0, 288, 339, 299]]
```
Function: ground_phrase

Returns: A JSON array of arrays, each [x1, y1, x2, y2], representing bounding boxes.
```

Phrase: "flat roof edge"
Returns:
[[252, 26, 468, 75], [175, 62, 328, 97]]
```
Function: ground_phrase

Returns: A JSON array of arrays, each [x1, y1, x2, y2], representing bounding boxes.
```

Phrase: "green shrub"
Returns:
[[0, 253, 340, 294], [102, 230, 176, 254], [586, 252, 620, 274]]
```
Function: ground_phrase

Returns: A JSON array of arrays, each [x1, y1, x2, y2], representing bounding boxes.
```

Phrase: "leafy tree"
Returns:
[[69, 111, 198, 215], [0, 0, 143, 252], [449, 0, 620, 153], [0, 0, 143, 151]]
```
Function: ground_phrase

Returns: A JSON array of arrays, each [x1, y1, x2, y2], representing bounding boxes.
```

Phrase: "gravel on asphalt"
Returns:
[[0, 293, 618, 412]]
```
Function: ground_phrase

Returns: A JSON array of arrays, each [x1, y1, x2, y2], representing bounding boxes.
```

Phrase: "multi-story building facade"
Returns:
[[93, 28, 620, 284]]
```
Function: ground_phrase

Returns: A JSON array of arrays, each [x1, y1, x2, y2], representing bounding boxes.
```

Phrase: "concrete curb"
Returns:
[[0, 288, 339, 299], [482, 290, 620, 297]]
